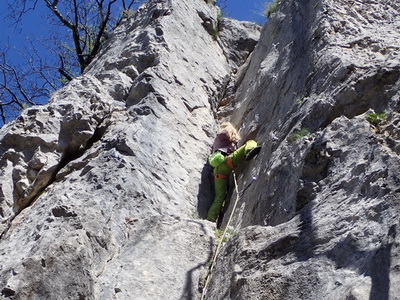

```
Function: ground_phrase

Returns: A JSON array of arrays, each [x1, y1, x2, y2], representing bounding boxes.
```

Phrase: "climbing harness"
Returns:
[[200, 172, 257, 300], [226, 156, 235, 169]]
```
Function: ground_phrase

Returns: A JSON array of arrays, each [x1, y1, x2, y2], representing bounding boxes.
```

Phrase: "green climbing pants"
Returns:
[[206, 140, 257, 221]]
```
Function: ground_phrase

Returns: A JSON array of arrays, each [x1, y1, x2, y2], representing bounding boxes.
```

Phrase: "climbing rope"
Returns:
[[200, 171, 256, 299]]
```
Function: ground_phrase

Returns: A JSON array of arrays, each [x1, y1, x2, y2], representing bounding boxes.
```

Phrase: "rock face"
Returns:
[[206, 0, 400, 299], [0, 0, 399, 300], [0, 0, 259, 299]]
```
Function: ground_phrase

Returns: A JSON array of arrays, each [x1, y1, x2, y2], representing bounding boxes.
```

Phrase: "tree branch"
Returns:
[[43, 0, 74, 29], [58, 55, 73, 81], [1, 0, 147, 125], [0, 103, 6, 125], [87, 0, 117, 66]]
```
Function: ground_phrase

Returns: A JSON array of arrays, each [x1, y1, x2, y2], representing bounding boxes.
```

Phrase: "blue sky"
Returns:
[[0, 3, 51, 66], [0, 0, 271, 54], [0, 0, 271, 125], [0, 0, 271, 64], [0, 0, 272, 82], [223, 0, 270, 24]]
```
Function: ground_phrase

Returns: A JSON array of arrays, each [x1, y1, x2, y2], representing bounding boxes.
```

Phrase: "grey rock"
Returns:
[[206, 0, 400, 299], [219, 18, 261, 68], [0, 0, 260, 299], [0, 0, 399, 299]]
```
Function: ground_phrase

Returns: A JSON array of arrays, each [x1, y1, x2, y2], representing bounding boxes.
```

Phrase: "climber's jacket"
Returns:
[[208, 140, 258, 172], [209, 132, 238, 168], [206, 140, 259, 222], [207, 151, 222, 167]]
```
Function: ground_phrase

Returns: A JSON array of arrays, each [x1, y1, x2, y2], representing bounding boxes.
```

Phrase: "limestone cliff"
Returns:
[[0, 0, 399, 300], [207, 0, 400, 299], [0, 0, 259, 299]]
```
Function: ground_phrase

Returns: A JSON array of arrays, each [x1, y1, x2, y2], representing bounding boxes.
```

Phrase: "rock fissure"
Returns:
[[0, 112, 112, 241], [1, 0, 400, 299], [204, 0, 400, 298]]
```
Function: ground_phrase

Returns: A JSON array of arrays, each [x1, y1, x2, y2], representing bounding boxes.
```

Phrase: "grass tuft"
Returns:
[[215, 228, 235, 243], [365, 112, 388, 126], [264, 0, 280, 18], [289, 127, 310, 143]]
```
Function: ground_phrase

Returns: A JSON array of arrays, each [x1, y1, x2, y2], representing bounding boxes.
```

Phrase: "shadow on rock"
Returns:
[[178, 220, 214, 300], [366, 224, 397, 300], [197, 162, 214, 219], [327, 224, 397, 300]]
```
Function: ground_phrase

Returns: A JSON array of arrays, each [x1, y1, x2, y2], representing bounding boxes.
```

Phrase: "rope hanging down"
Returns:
[[201, 172, 256, 299]]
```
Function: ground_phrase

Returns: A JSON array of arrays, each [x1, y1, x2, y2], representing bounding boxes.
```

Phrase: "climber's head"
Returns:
[[220, 122, 241, 143]]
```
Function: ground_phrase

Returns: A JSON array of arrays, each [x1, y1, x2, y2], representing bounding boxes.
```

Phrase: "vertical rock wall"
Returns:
[[0, 0, 259, 299], [207, 0, 400, 299], [1, 0, 399, 299]]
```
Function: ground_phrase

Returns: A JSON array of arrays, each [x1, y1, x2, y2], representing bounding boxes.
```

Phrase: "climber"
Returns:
[[206, 122, 261, 222]]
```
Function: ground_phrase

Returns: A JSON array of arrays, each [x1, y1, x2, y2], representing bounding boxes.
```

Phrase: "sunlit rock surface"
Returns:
[[1, 0, 399, 299], [207, 0, 400, 299], [0, 0, 259, 299]]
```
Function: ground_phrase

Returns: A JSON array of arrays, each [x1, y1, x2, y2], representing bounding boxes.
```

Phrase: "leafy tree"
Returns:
[[0, 0, 233, 127], [8, 0, 141, 74], [1, 0, 142, 126], [0, 48, 57, 125]]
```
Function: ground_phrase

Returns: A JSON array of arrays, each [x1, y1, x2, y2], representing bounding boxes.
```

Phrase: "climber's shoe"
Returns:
[[245, 146, 261, 161]]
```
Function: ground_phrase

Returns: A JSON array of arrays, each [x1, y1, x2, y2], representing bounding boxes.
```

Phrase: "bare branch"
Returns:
[[0, 104, 6, 125], [88, 0, 117, 63], [1, 0, 146, 125], [7, 0, 40, 24], [58, 54, 73, 82], [58, 68, 73, 82], [123, 0, 138, 10], [43, 0, 74, 29]]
